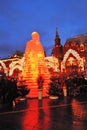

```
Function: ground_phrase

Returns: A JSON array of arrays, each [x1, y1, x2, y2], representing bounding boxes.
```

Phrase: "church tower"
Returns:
[[52, 28, 63, 61]]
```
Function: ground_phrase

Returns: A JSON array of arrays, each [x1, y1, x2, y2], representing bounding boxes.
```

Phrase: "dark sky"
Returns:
[[0, 0, 87, 58]]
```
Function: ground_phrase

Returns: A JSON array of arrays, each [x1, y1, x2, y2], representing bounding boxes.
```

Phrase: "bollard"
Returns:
[[63, 85, 67, 96], [38, 89, 43, 100]]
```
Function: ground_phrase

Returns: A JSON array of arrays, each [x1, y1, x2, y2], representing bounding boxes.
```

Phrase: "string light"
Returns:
[[61, 49, 84, 72]]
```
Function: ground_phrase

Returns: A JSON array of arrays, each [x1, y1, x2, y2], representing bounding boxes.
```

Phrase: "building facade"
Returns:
[[0, 30, 87, 80], [52, 31, 87, 78]]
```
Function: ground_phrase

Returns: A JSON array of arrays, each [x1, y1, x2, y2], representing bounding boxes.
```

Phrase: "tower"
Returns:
[[51, 28, 63, 71], [52, 28, 63, 60]]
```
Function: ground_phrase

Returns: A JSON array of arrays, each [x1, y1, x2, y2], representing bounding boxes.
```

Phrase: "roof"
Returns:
[[66, 34, 87, 44]]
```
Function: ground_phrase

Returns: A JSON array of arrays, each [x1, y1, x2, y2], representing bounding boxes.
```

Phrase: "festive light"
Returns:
[[61, 49, 84, 72], [0, 60, 8, 74], [45, 56, 59, 72], [22, 32, 50, 97], [9, 58, 24, 76]]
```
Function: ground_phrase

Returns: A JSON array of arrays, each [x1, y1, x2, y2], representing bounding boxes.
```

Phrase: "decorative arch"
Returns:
[[9, 57, 25, 76], [0, 60, 8, 75], [44, 56, 59, 71], [9, 65, 23, 76], [61, 49, 84, 72]]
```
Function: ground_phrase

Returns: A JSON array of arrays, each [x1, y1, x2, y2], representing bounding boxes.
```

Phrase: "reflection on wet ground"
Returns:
[[0, 96, 87, 130]]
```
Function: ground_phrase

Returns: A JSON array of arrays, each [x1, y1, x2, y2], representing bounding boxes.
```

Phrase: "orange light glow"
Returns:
[[22, 32, 50, 97]]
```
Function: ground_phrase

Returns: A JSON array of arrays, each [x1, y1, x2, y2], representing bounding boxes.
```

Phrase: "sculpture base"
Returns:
[[26, 87, 49, 98]]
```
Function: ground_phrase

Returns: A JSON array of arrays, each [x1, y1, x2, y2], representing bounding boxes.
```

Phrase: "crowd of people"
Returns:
[[0, 73, 87, 106], [0, 75, 30, 105]]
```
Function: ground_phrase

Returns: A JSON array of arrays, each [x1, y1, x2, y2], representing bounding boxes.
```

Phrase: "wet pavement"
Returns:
[[0, 96, 87, 130]]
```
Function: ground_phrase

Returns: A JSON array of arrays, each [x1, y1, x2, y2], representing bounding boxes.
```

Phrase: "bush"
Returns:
[[48, 76, 63, 97]]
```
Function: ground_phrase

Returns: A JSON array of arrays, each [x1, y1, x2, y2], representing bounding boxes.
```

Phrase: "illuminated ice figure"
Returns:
[[22, 32, 50, 97]]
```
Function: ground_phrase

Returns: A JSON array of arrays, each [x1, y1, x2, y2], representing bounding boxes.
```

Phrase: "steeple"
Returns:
[[56, 27, 59, 38], [55, 27, 61, 46], [51, 28, 63, 61]]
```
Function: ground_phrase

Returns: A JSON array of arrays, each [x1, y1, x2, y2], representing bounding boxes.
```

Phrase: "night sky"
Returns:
[[0, 0, 87, 58]]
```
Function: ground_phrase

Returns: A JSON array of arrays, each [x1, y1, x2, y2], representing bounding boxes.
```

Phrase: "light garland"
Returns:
[[9, 57, 25, 76], [45, 56, 59, 71], [9, 65, 23, 76], [0, 60, 8, 74], [61, 49, 84, 72]]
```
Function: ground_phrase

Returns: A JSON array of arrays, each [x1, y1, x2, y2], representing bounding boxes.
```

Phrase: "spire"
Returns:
[[51, 28, 63, 60], [55, 27, 60, 45], [56, 27, 59, 38]]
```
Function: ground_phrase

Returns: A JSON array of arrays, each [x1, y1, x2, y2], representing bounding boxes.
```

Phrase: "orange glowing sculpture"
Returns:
[[22, 32, 50, 97]]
